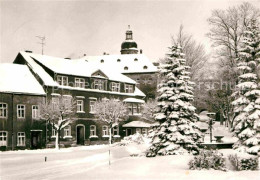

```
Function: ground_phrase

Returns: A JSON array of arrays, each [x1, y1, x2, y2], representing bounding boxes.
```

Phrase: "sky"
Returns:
[[0, 0, 259, 63]]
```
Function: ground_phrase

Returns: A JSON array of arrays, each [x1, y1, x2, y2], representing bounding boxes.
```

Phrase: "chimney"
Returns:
[[103, 52, 106, 55], [65, 57, 71, 60], [25, 50, 32, 53], [84, 54, 86, 56], [140, 49, 143, 54]]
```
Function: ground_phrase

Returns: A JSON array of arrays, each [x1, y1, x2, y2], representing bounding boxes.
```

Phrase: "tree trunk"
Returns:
[[109, 127, 112, 165], [55, 132, 59, 150]]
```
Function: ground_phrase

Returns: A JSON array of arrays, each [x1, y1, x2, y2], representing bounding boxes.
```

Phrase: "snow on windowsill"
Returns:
[[89, 112, 96, 114], [77, 111, 85, 113], [102, 135, 109, 138], [90, 135, 98, 138], [113, 135, 120, 138], [63, 136, 72, 139]]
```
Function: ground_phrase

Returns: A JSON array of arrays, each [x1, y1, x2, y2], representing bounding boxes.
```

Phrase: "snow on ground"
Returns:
[[203, 122, 238, 143], [1, 135, 259, 180]]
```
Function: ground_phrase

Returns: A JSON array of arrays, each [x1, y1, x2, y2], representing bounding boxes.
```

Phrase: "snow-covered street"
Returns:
[[1, 144, 259, 180]]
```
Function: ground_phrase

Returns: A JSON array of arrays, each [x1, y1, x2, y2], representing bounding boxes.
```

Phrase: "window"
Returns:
[[128, 104, 133, 115], [113, 126, 119, 136], [0, 131, 7, 146], [89, 100, 96, 113], [90, 125, 96, 136], [32, 105, 39, 119], [0, 103, 7, 118], [143, 65, 148, 69], [133, 104, 141, 114], [52, 127, 56, 137], [111, 82, 120, 92], [64, 126, 71, 137], [117, 59, 121, 62], [52, 97, 59, 109], [134, 58, 138, 61], [57, 75, 68, 86], [125, 84, 133, 93], [17, 132, 25, 146], [102, 126, 109, 136], [77, 100, 84, 112], [124, 66, 128, 70], [142, 128, 148, 135], [17, 105, 25, 118], [94, 79, 105, 90], [100, 59, 104, 63], [136, 128, 141, 134], [75, 78, 85, 88]]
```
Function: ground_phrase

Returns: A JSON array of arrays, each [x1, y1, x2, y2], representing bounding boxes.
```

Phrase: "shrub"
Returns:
[[189, 149, 226, 171], [228, 154, 259, 171]]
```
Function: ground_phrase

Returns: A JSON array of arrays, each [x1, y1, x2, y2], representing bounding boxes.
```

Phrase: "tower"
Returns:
[[120, 25, 138, 54]]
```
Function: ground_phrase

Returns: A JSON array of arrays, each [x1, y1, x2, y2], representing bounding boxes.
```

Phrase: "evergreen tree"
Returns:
[[232, 19, 260, 154], [146, 46, 202, 157]]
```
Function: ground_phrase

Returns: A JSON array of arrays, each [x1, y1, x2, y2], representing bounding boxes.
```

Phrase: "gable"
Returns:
[[91, 69, 108, 79]]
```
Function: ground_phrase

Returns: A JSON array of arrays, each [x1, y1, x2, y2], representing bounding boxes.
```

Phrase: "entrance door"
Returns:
[[31, 131, 42, 149], [126, 128, 132, 136], [76, 126, 84, 145]]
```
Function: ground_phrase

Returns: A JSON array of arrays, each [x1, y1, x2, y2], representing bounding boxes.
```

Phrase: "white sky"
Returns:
[[0, 0, 259, 63]]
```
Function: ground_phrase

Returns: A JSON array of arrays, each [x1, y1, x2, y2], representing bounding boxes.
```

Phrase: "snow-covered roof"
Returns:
[[122, 121, 152, 128], [23, 52, 136, 84], [0, 63, 45, 95], [19, 51, 58, 87], [123, 98, 145, 103], [76, 54, 158, 74]]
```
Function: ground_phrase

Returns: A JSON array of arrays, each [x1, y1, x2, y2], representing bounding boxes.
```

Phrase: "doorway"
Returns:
[[31, 130, 42, 149], [76, 125, 85, 145], [126, 128, 132, 136]]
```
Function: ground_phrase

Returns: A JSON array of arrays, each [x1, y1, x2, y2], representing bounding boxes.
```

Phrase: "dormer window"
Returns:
[[93, 79, 105, 90], [117, 59, 121, 62], [101, 59, 104, 63], [111, 82, 120, 92], [143, 66, 148, 69], [134, 58, 138, 61], [125, 84, 133, 93], [124, 66, 128, 70], [57, 75, 68, 86]]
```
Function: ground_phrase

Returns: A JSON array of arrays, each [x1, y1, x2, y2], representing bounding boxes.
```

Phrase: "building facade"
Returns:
[[0, 27, 157, 150]]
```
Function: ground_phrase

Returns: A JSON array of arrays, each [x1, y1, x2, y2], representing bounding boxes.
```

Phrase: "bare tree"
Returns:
[[40, 96, 76, 149], [207, 2, 260, 69], [94, 98, 128, 165], [141, 99, 157, 121], [171, 24, 209, 79], [94, 98, 128, 144]]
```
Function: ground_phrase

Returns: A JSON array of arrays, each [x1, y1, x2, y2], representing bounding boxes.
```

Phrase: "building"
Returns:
[[77, 26, 159, 99], [0, 27, 157, 150]]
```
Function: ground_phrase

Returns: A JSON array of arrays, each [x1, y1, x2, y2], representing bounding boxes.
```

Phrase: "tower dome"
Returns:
[[120, 25, 138, 54]]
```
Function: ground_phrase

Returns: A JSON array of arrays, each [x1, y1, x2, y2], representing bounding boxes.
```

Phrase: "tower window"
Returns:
[[100, 59, 104, 63], [117, 59, 121, 62], [134, 58, 138, 61], [124, 66, 128, 70], [143, 66, 148, 69]]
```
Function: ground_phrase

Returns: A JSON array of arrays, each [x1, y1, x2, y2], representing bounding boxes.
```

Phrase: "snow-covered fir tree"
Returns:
[[232, 19, 260, 155], [146, 45, 202, 157]]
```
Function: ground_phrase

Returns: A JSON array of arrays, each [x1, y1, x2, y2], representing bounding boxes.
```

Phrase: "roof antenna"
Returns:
[[36, 35, 46, 55]]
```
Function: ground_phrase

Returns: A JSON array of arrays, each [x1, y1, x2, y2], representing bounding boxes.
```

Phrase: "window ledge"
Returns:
[[63, 136, 72, 139], [51, 136, 56, 138], [102, 135, 109, 138], [89, 112, 96, 114], [90, 135, 98, 138], [113, 135, 120, 138], [77, 111, 85, 113]]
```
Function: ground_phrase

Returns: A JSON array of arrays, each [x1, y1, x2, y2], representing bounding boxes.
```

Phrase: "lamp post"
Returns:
[[207, 112, 216, 143]]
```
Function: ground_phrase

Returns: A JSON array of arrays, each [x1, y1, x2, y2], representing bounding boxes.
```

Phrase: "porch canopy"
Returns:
[[123, 98, 145, 103], [123, 121, 151, 128]]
